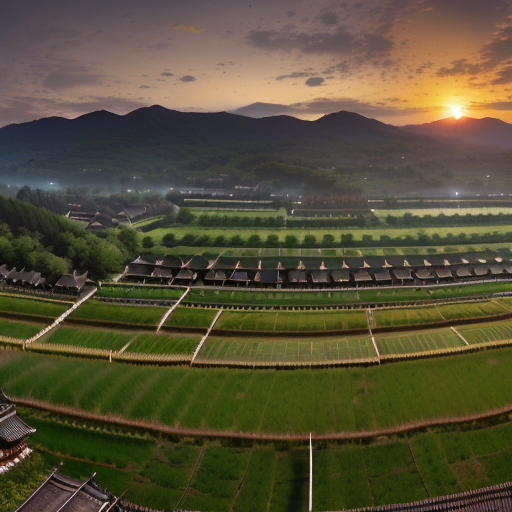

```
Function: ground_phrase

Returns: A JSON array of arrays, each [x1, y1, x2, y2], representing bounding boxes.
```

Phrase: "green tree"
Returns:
[[142, 236, 154, 249]]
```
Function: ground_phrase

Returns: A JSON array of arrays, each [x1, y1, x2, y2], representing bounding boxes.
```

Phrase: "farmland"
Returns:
[[197, 335, 376, 363], [125, 333, 202, 355], [0, 295, 70, 319], [0, 317, 45, 339], [6, 407, 512, 511], [375, 328, 464, 355], [4, 350, 512, 434], [97, 285, 183, 300]]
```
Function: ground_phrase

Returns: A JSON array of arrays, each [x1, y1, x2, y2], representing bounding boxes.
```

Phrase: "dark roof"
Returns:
[[131, 255, 157, 266], [456, 267, 473, 278], [435, 268, 453, 279], [344, 257, 366, 269], [373, 270, 392, 281], [427, 254, 452, 266], [259, 258, 281, 270], [473, 265, 490, 277], [54, 271, 88, 289], [185, 255, 210, 270], [404, 255, 428, 267], [0, 264, 11, 278], [255, 269, 282, 284], [490, 264, 504, 276], [385, 256, 407, 267], [160, 255, 183, 268], [311, 270, 330, 283], [0, 389, 35, 444], [353, 270, 373, 282], [331, 269, 350, 282], [205, 270, 227, 280], [300, 257, 325, 270], [213, 257, 240, 270], [416, 268, 435, 279], [364, 256, 387, 268], [174, 269, 197, 280], [125, 265, 152, 277], [151, 267, 173, 278], [237, 257, 261, 269], [16, 470, 114, 512], [288, 270, 308, 283], [393, 269, 413, 280], [322, 257, 345, 269], [230, 270, 250, 282]]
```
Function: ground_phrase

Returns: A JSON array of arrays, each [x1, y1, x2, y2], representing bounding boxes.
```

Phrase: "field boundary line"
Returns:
[[25, 287, 97, 345], [175, 444, 207, 510], [156, 286, 190, 333], [16, 396, 512, 441], [408, 441, 429, 497], [366, 309, 380, 360], [451, 326, 469, 346], [191, 309, 223, 364], [230, 447, 254, 512]]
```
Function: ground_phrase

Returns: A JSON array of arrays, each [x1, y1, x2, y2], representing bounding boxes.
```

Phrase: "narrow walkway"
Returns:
[[156, 287, 190, 333], [451, 326, 470, 346], [191, 309, 223, 364], [25, 287, 97, 345], [366, 308, 380, 360]]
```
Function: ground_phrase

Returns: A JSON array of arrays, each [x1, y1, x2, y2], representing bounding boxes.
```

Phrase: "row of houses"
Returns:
[[123, 251, 512, 287], [0, 265, 88, 293]]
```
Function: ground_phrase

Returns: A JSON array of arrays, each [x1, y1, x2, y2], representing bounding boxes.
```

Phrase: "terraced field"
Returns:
[[376, 328, 464, 355], [164, 306, 218, 329], [126, 333, 202, 355], [214, 309, 368, 332], [0, 295, 70, 319], [69, 300, 167, 326], [97, 285, 183, 299], [5, 349, 512, 434], [197, 335, 376, 363], [0, 317, 45, 339], [458, 319, 512, 345], [43, 326, 134, 351]]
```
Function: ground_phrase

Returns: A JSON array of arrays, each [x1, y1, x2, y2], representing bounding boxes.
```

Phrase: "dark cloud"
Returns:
[[247, 26, 393, 58], [139, 85, 150, 89], [275, 71, 312, 81], [491, 65, 512, 85], [416, 61, 433, 74], [42, 68, 104, 89], [436, 59, 481, 77], [161, 72, 174, 77], [472, 99, 512, 110], [305, 77, 324, 87], [480, 25, 512, 67], [318, 12, 339, 26], [180, 75, 196, 83]]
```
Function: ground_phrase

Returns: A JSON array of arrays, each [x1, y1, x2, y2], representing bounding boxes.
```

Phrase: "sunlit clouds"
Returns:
[[0, 0, 512, 127]]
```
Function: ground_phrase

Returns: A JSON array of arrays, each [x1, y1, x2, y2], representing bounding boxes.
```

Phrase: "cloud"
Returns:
[[161, 72, 174, 77], [42, 68, 104, 89], [436, 58, 481, 77], [480, 25, 512, 67], [247, 26, 393, 58], [491, 65, 512, 85], [275, 71, 312, 81], [173, 25, 205, 34], [180, 75, 196, 83], [471, 99, 512, 110], [139, 85, 150, 89], [305, 77, 324, 87], [318, 12, 339, 26]]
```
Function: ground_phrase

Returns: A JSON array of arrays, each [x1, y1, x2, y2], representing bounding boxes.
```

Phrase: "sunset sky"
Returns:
[[1, 0, 512, 128]]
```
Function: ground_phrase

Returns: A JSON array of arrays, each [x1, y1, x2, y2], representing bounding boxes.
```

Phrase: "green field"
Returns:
[[458, 319, 512, 345], [164, 306, 219, 329], [5, 349, 512, 434], [0, 317, 44, 339], [126, 333, 202, 355], [0, 295, 69, 319], [7, 409, 512, 511], [43, 326, 134, 351], [97, 286, 183, 299], [70, 300, 167, 326], [198, 335, 376, 363], [373, 300, 507, 328], [215, 310, 368, 332], [376, 328, 464, 355], [184, 282, 512, 308]]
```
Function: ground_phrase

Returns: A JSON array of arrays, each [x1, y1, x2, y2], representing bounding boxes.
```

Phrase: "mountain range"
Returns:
[[0, 106, 511, 195]]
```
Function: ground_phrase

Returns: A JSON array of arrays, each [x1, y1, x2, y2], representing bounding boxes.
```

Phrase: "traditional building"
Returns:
[[0, 389, 35, 473]]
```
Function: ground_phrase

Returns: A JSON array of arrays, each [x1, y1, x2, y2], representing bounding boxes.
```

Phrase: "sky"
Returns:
[[1, 0, 512, 128]]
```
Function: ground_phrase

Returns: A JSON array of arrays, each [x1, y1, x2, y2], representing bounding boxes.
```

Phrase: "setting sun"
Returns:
[[450, 105, 463, 119]]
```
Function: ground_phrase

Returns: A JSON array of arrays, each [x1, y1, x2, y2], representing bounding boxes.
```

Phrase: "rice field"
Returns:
[[0, 317, 45, 339], [10, 410, 512, 512], [458, 319, 512, 345], [164, 306, 219, 329], [5, 349, 512, 434], [125, 333, 202, 355], [214, 309, 368, 332], [42, 326, 134, 351], [0, 295, 70, 319], [376, 328, 464, 355], [197, 335, 376, 363], [70, 300, 167, 326]]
